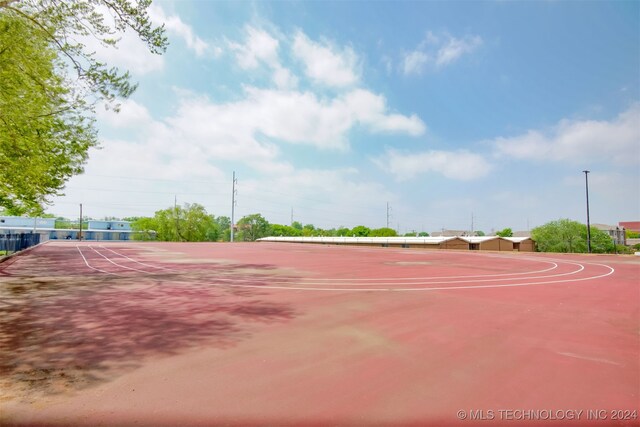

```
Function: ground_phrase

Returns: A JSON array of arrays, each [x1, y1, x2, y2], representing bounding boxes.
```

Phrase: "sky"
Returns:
[[49, 0, 639, 235]]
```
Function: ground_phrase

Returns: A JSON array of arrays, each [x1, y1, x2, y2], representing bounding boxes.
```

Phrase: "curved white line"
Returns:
[[89, 246, 151, 274], [184, 263, 615, 292], [226, 262, 584, 287], [298, 261, 559, 282], [195, 262, 615, 292], [97, 246, 178, 272], [76, 246, 121, 276]]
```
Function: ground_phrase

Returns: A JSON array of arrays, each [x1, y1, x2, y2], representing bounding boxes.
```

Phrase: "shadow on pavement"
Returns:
[[0, 245, 299, 401]]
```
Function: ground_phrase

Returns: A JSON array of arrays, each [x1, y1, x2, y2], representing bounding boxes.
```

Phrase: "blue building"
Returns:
[[0, 217, 133, 241]]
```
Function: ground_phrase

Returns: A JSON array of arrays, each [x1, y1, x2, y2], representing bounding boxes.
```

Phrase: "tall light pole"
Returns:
[[231, 171, 237, 242], [583, 170, 591, 253]]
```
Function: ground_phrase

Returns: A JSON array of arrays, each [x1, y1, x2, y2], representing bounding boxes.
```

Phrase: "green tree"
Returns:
[[291, 221, 303, 230], [0, 1, 167, 214], [131, 203, 217, 242], [301, 223, 316, 236], [371, 227, 398, 237], [531, 219, 614, 253], [335, 227, 351, 237], [418, 231, 429, 237], [0, 14, 96, 214], [475, 230, 485, 236], [131, 216, 158, 241], [237, 213, 271, 241], [496, 228, 513, 237], [181, 205, 216, 241], [350, 225, 370, 237], [271, 224, 302, 237], [214, 216, 231, 241]]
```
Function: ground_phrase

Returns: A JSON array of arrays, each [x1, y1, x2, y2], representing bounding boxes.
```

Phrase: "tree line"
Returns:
[[124, 203, 632, 254], [127, 203, 409, 242]]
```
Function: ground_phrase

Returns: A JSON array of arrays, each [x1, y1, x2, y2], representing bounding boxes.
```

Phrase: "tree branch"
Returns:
[[4, 5, 85, 78]]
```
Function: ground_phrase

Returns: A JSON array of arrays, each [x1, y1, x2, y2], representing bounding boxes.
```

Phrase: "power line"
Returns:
[[78, 173, 228, 185]]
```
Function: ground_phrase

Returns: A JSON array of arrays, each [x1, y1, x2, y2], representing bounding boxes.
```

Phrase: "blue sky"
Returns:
[[50, 0, 639, 234]]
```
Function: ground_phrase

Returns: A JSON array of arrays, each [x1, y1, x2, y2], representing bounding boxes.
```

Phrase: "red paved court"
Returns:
[[1, 241, 638, 426]]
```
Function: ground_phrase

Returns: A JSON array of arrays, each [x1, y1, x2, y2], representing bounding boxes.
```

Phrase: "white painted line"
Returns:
[[76, 246, 121, 276], [186, 262, 614, 292], [88, 246, 151, 274], [237, 262, 584, 287], [297, 260, 559, 282], [97, 246, 178, 272]]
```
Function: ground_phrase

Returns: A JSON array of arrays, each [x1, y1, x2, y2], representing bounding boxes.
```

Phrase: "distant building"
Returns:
[[258, 235, 535, 252], [592, 223, 626, 246], [0, 216, 132, 241], [87, 220, 131, 231], [0, 216, 55, 229]]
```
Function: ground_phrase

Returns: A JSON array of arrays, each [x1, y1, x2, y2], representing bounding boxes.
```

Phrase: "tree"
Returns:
[[237, 213, 270, 242], [475, 230, 485, 236], [350, 225, 370, 237], [270, 224, 302, 237], [335, 227, 351, 237], [370, 227, 398, 237], [214, 216, 231, 241], [531, 219, 614, 253], [130, 216, 158, 241], [302, 223, 316, 237], [0, 14, 96, 214], [496, 228, 513, 237], [291, 221, 303, 230], [131, 203, 218, 242], [0, 1, 167, 214]]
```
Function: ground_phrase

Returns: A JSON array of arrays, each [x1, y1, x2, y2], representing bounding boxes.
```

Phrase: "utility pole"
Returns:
[[583, 170, 591, 253], [231, 171, 237, 242], [386, 202, 392, 228], [291, 207, 294, 226], [79, 203, 83, 241], [471, 212, 474, 236], [174, 195, 181, 241]]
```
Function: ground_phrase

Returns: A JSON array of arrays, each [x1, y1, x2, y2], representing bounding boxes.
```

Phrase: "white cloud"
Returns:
[[492, 105, 640, 165], [149, 4, 210, 57], [229, 26, 280, 69], [374, 148, 492, 181], [292, 31, 360, 87], [342, 90, 425, 136], [97, 99, 152, 128], [402, 32, 482, 75], [84, 29, 165, 75], [435, 35, 482, 66], [81, 4, 212, 75], [402, 50, 429, 75], [229, 26, 298, 89], [239, 87, 424, 148], [93, 84, 425, 189]]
